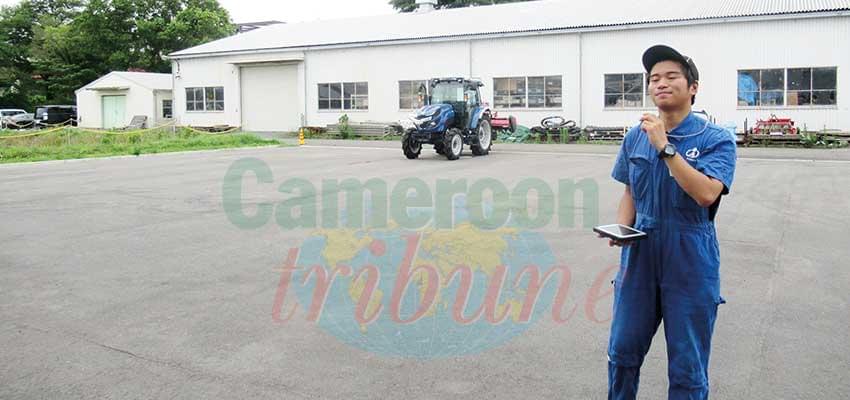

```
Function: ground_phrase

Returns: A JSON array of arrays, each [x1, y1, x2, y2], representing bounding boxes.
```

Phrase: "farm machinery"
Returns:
[[401, 78, 495, 160], [752, 114, 798, 135], [530, 116, 582, 142]]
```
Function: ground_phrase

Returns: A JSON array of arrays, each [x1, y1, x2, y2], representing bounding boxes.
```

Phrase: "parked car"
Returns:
[[34, 105, 77, 127], [1, 108, 27, 129], [7, 113, 35, 129]]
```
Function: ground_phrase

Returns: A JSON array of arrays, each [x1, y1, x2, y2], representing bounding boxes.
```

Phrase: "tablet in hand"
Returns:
[[593, 224, 647, 242]]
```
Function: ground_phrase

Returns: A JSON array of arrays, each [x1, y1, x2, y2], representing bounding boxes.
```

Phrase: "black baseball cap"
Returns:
[[642, 45, 699, 104]]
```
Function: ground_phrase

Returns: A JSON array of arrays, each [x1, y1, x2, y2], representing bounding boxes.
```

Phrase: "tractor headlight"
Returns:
[[413, 116, 431, 128], [400, 118, 416, 130]]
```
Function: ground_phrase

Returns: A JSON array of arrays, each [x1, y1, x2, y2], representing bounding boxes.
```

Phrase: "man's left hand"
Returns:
[[640, 114, 669, 152]]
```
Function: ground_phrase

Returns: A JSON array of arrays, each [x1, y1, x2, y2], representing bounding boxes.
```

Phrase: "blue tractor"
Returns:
[[402, 78, 493, 160]]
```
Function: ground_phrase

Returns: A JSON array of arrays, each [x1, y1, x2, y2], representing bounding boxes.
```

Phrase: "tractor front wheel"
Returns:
[[444, 129, 463, 160], [402, 131, 421, 159]]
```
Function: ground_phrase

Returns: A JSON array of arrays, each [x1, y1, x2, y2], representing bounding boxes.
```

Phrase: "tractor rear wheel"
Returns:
[[471, 118, 492, 156]]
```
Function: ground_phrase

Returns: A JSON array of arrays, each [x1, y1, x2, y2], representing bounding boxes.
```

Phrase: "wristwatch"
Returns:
[[658, 143, 677, 159]]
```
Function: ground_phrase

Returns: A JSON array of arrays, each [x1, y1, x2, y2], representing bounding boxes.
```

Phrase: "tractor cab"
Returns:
[[424, 78, 483, 130]]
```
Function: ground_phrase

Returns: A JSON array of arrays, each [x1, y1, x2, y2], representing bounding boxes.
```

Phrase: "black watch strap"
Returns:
[[658, 143, 676, 159]]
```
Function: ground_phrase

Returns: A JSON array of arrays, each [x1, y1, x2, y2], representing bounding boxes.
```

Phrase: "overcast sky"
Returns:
[[0, 0, 398, 23]]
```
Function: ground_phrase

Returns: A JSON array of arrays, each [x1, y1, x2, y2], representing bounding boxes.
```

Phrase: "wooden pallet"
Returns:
[[749, 134, 801, 142], [584, 126, 627, 142], [190, 125, 237, 132], [326, 122, 401, 137], [743, 132, 849, 147]]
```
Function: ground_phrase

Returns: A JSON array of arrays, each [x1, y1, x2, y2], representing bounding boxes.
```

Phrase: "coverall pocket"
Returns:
[[628, 155, 651, 200]]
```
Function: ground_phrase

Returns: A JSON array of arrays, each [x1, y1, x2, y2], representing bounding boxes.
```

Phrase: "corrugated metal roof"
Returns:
[[170, 0, 850, 58], [82, 72, 172, 91], [110, 72, 172, 91]]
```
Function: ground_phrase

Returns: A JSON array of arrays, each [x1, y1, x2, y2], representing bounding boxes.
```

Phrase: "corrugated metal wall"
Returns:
[[305, 41, 470, 128], [173, 15, 849, 133], [581, 16, 850, 131], [470, 35, 581, 129]]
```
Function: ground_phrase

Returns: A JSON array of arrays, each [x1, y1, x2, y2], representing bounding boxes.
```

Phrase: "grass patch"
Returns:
[[0, 127, 282, 164]]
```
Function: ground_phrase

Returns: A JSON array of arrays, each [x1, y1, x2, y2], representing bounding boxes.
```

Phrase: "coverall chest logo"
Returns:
[[685, 147, 700, 161]]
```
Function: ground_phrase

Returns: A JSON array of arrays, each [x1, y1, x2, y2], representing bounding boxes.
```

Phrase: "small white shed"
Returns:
[[75, 72, 173, 129]]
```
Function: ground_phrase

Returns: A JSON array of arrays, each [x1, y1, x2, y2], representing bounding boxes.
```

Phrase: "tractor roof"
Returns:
[[430, 77, 484, 87]]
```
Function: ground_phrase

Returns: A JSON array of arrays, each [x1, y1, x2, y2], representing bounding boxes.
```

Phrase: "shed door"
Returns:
[[101, 95, 126, 129]]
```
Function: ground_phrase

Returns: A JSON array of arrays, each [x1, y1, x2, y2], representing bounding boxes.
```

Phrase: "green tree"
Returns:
[[389, 0, 536, 13], [61, 0, 232, 77], [0, 0, 85, 107], [0, 0, 232, 109]]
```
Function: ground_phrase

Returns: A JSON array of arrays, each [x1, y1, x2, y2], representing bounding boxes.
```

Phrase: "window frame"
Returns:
[[205, 87, 224, 111], [162, 99, 173, 119], [318, 81, 369, 111], [603, 73, 653, 109], [493, 75, 562, 110], [185, 86, 224, 112], [737, 67, 838, 109], [398, 80, 428, 110]]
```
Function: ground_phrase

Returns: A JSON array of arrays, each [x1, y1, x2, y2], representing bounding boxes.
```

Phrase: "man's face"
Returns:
[[648, 60, 698, 109]]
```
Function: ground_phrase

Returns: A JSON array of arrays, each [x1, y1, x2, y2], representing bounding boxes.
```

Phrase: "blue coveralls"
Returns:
[[608, 113, 737, 400]]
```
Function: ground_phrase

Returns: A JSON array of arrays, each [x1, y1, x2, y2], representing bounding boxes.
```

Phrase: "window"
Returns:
[[493, 76, 562, 109], [465, 86, 480, 106], [545, 76, 562, 108], [738, 67, 836, 107], [318, 83, 340, 110], [185, 87, 223, 112], [185, 88, 203, 111], [604, 73, 651, 108], [787, 67, 837, 106], [494, 77, 525, 108], [205, 87, 224, 111], [399, 80, 427, 109], [319, 82, 368, 110], [162, 100, 173, 119], [737, 69, 784, 106], [431, 81, 465, 103]]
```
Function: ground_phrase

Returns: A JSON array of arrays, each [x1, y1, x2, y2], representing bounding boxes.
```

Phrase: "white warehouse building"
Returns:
[[168, 0, 850, 133]]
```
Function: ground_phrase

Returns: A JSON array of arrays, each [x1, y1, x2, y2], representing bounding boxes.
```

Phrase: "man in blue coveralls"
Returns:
[[605, 45, 737, 399]]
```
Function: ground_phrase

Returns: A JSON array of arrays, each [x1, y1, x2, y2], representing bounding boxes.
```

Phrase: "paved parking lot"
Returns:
[[1, 142, 849, 399]]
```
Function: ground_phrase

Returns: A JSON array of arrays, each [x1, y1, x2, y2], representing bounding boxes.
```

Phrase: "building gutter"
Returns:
[[168, 10, 849, 60]]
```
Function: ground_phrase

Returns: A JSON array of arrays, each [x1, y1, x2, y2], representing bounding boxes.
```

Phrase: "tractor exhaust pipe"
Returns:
[[415, 0, 437, 13]]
